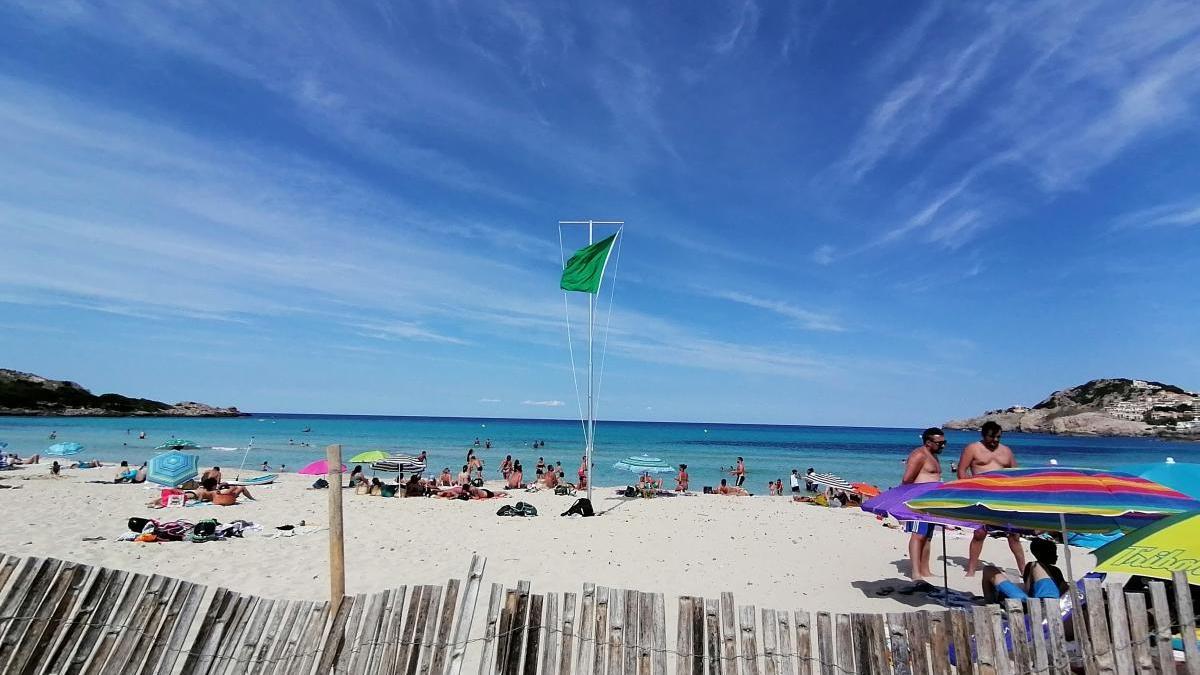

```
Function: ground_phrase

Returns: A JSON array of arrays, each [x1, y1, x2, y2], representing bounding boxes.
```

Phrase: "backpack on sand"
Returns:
[[561, 497, 594, 517]]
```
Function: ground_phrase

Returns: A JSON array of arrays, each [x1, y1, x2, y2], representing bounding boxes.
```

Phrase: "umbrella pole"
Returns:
[[942, 525, 949, 608], [235, 437, 254, 481], [1059, 512, 1089, 659]]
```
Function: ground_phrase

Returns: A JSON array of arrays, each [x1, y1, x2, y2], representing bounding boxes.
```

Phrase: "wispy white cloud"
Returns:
[[709, 290, 844, 332], [479, 398, 502, 403], [837, 1, 1200, 251], [355, 321, 470, 346], [522, 399, 565, 407], [1113, 200, 1200, 229], [812, 245, 836, 265], [714, 0, 761, 55]]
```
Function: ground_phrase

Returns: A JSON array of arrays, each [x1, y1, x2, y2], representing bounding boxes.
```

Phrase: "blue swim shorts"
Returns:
[[903, 521, 934, 537]]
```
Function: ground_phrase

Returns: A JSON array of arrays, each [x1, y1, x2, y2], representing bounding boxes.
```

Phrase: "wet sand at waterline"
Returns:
[[0, 471, 1093, 613]]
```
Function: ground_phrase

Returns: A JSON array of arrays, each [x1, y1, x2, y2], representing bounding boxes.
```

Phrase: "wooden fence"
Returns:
[[1, 552, 1197, 674]]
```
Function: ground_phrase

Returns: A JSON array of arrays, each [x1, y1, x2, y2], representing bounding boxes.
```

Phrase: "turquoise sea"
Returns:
[[1, 415, 1196, 489]]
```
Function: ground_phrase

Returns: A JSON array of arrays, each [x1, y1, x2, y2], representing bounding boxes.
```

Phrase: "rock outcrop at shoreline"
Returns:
[[0, 369, 242, 417], [944, 378, 1200, 438]]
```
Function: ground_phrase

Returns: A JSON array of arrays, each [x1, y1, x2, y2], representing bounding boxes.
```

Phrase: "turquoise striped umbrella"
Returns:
[[147, 451, 199, 487], [613, 455, 674, 475], [47, 442, 86, 456]]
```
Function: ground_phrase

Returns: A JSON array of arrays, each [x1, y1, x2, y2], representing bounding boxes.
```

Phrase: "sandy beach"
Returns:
[[0, 468, 1095, 614]]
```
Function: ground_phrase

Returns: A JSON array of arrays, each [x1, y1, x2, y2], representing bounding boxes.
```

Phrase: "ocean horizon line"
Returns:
[[240, 411, 926, 432]]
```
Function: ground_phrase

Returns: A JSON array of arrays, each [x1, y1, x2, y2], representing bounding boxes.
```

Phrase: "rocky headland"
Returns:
[[944, 378, 1200, 438], [0, 369, 242, 417]]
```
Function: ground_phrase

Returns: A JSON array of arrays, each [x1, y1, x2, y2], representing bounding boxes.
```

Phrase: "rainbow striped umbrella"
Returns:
[[906, 467, 1200, 533], [908, 467, 1200, 614]]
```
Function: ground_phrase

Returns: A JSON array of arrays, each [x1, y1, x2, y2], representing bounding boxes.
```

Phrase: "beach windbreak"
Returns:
[[560, 233, 617, 293]]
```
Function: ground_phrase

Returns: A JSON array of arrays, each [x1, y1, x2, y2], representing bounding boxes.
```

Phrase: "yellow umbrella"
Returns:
[[1093, 510, 1200, 585], [349, 450, 390, 463]]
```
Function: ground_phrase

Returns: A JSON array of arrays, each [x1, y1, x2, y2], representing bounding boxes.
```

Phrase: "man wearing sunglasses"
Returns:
[[900, 427, 946, 585], [958, 420, 1026, 576]]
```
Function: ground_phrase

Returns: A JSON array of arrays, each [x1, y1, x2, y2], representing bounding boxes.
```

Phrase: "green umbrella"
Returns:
[[349, 450, 390, 463]]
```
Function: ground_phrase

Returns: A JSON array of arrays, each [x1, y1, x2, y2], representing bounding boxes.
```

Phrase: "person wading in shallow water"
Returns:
[[901, 427, 945, 585], [958, 421, 1026, 576]]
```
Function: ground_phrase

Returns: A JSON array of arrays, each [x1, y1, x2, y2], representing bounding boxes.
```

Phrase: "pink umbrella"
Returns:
[[298, 459, 346, 476]]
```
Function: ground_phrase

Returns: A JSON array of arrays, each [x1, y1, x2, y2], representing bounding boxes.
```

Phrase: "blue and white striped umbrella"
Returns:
[[46, 442, 86, 456], [371, 454, 426, 473], [613, 455, 675, 475], [147, 451, 200, 488]]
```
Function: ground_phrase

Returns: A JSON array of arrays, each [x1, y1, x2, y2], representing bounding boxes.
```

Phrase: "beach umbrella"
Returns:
[[1119, 459, 1200, 500], [298, 459, 346, 476], [613, 454, 674, 475], [371, 454, 426, 473], [156, 438, 199, 451], [862, 482, 979, 604], [1091, 510, 1200, 585], [146, 451, 200, 488], [46, 442, 86, 456], [852, 482, 881, 498], [908, 467, 1200, 620], [862, 482, 976, 528], [350, 450, 391, 463], [807, 472, 853, 492]]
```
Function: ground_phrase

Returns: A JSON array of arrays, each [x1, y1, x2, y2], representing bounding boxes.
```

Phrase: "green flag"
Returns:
[[560, 233, 617, 293]]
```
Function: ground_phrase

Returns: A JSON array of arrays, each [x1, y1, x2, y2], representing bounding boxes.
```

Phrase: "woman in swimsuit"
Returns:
[[982, 538, 1067, 603]]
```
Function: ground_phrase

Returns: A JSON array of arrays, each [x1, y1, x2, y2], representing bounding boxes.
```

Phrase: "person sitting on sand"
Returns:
[[192, 476, 255, 502], [50, 461, 62, 476], [716, 478, 748, 496], [456, 465, 471, 486], [202, 466, 223, 486], [405, 474, 430, 497], [506, 462, 524, 489], [675, 464, 689, 492], [113, 461, 138, 483], [438, 467, 453, 486], [981, 538, 1068, 604], [349, 465, 368, 487], [544, 467, 559, 489]]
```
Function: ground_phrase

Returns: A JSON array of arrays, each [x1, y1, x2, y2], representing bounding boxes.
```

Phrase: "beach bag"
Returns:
[[191, 519, 219, 542], [312, 478, 329, 489], [514, 502, 538, 517], [554, 485, 572, 496], [623, 486, 637, 498], [128, 517, 151, 533], [471, 478, 484, 487], [153, 520, 193, 542], [561, 498, 594, 517], [496, 504, 516, 517]]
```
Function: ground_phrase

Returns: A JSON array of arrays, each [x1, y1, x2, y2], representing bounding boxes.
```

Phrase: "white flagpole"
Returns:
[[560, 219, 623, 506], [587, 219, 595, 503]]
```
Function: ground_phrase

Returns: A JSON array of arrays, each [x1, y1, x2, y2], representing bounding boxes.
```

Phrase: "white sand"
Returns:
[[0, 470, 1095, 613]]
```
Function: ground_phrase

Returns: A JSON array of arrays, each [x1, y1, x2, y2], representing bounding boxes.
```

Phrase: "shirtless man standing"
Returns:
[[901, 427, 946, 584], [958, 421, 1026, 576]]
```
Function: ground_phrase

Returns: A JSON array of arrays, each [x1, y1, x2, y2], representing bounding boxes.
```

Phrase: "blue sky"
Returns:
[[2, 1, 1199, 427]]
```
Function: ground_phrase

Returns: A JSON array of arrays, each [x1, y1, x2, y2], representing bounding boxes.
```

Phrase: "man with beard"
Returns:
[[900, 427, 946, 585], [958, 421, 1026, 576]]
